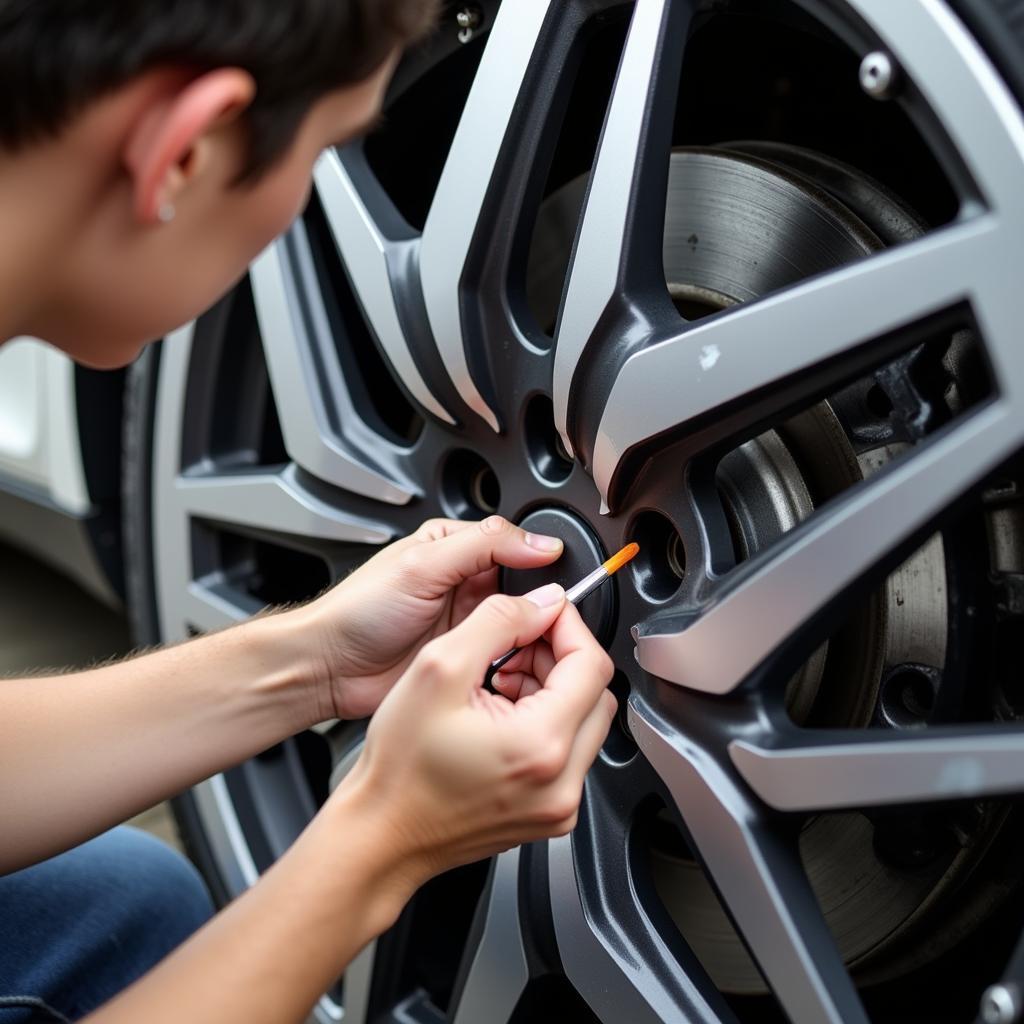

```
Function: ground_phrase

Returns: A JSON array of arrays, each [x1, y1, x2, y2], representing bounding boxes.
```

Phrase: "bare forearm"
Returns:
[[84, 781, 419, 1024], [0, 610, 322, 872]]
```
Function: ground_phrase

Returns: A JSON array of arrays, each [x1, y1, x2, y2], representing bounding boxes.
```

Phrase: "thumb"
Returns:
[[428, 585, 566, 691], [417, 516, 564, 590]]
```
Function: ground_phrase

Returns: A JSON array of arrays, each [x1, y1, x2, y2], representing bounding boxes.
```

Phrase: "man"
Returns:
[[0, 2, 618, 1022]]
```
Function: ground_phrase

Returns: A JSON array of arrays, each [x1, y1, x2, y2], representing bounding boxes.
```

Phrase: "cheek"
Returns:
[[47, 161, 317, 362], [244, 165, 314, 250]]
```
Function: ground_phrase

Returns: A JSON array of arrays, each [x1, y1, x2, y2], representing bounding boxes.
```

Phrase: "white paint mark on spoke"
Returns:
[[593, 217, 993, 504]]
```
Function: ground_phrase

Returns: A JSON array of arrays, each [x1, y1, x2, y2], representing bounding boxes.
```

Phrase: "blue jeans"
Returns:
[[0, 827, 214, 1022]]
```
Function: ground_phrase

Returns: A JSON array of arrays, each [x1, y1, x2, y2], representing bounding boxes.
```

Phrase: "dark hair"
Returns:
[[0, 0, 439, 178]]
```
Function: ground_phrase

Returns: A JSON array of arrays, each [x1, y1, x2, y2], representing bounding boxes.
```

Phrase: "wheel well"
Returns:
[[74, 363, 127, 601]]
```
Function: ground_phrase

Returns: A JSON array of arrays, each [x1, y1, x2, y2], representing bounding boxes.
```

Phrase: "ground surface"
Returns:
[[0, 541, 181, 850]]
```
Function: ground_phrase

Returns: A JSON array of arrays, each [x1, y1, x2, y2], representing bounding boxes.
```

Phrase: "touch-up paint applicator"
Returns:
[[491, 542, 640, 671]]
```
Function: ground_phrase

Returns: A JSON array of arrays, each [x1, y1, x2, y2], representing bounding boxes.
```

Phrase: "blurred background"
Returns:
[[0, 541, 180, 852]]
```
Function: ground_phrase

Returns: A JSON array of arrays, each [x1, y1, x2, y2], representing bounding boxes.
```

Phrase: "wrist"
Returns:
[[232, 609, 326, 733], [305, 770, 428, 933], [286, 587, 369, 722]]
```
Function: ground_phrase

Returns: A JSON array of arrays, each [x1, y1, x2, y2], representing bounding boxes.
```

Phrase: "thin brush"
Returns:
[[491, 543, 640, 672]]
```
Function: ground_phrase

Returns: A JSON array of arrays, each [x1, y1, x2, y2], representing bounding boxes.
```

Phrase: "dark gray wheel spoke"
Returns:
[[448, 850, 529, 1024], [552, 0, 689, 460], [731, 727, 1024, 811], [419, 0, 556, 432], [634, 403, 1022, 693], [250, 236, 416, 504], [629, 698, 869, 1024], [313, 150, 456, 427], [548, 808, 734, 1024]]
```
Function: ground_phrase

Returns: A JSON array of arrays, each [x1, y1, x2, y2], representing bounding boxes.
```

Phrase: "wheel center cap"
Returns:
[[501, 508, 615, 644]]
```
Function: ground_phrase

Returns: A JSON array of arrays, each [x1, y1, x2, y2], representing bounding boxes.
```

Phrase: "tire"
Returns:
[[122, 3, 1024, 1022]]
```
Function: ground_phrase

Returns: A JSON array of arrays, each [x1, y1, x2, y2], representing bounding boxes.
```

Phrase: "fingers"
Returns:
[[418, 586, 566, 694], [408, 515, 563, 591], [563, 690, 618, 784], [492, 640, 556, 700], [494, 637, 556, 682], [538, 692, 618, 837], [450, 566, 498, 625], [411, 518, 477, 543], [492, 670, 542, 701], [493, 672, 544, 700], [519, 603, 615, 731]]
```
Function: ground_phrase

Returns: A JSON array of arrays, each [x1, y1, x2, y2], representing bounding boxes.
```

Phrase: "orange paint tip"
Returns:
[[602, 542, 640, 576]]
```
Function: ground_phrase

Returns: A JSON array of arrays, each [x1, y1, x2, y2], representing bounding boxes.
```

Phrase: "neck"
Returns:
[[0, 150, 75, 342]]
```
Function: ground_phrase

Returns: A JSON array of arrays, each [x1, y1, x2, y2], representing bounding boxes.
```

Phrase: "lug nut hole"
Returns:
[[880, 664, 938, 728], [629, 511, 686, 601], [865, 383, 894, 419], [524, 395, 573, 485], [602, 670, 638, 764], [470, 467, 501, 514], [666, 531, 686, 580], [442, 450, 501, 518]]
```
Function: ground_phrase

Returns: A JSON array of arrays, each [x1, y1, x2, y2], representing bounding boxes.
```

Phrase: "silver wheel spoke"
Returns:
[[636, 402, 1021, 693], [849, 0, 1024, 228], [250, 240, 415, 505], [419, 0, 554, 432], [549, 832, 731, 1024], [552, 0, 673, 456], [592, 217, 994, 506], [338, 941, 375, 1024], [629, 700, 868, 1024], [182, 579, 259, 632], [313, 151, 455, 426], [176, 464, 391, 544], [731, 728, 1024, 811], [449, 849, 529, 1024]]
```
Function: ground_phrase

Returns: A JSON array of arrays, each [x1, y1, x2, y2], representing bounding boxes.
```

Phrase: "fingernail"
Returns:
[[525, 532, 563, 552], [526, 583, 564, 608]]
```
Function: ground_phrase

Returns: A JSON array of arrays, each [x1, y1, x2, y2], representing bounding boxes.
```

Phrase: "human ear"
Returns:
[[123, 68, 256, 226]]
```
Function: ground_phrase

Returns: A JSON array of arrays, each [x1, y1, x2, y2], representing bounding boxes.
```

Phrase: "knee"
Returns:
[[0, 827, 215, 1021], [85, 827, 214, 947]]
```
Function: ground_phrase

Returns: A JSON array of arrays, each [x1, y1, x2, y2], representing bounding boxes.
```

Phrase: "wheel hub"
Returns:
[[501, 508, 613, 643]]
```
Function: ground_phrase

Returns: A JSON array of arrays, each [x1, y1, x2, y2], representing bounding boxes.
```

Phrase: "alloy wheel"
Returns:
[[144, 2, 1024, 1021]]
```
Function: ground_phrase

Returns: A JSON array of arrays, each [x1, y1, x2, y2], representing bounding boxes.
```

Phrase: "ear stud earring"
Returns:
[[158, 202, 176, 224]]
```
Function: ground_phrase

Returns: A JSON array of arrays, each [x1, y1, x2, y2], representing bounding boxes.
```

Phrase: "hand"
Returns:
[[334, 587, 617, 884], [301, 516, 565, 721]]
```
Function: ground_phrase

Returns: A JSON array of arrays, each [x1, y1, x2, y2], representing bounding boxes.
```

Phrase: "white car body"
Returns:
[[0, 339, 90, 513], [0, 338, 118, 604]]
